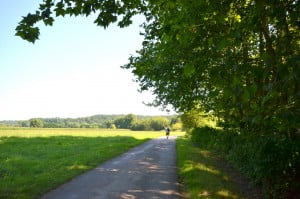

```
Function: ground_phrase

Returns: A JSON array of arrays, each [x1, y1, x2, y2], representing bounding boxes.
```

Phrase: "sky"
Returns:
[[0, 0, 173, 120]]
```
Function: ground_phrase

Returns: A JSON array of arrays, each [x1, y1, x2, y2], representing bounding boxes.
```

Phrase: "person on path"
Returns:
[[165, 127, 170, 139]]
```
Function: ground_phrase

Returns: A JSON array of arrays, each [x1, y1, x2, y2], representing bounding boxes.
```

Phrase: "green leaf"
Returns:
[[218, 39, 230, 50], [208, 38, 213, 46], [243, 89, 250, 101], [184, 64, 195, 77]]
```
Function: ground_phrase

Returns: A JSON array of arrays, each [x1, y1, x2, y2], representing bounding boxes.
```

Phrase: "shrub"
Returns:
[[114, 114, 137, 129], [131, 117, 169, 131], [190, 127, 300, 198], [171, 122, 183, 131], [149, 117, 169, 131], [181, 109, 216, 130], [29, 119, 44, 128]]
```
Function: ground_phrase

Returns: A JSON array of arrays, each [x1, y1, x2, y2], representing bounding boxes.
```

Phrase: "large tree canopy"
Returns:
[[16, 0, 300, 136]]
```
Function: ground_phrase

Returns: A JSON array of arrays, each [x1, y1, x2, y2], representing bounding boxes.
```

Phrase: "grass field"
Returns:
[[176, 136, 243, 199], [0, 128, 184, 199]]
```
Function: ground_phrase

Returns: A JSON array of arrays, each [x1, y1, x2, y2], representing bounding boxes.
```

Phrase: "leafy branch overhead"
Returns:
[[15, 0, 145, 43]]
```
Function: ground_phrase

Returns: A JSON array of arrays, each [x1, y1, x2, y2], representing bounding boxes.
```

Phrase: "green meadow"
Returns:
[[0, 128, 184, 199]]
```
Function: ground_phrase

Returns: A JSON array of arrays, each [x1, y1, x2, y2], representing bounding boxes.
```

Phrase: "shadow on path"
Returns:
[[42, 136, 182, 199]]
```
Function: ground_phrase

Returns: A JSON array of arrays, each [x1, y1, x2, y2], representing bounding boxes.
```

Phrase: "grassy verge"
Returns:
[[176, 136, 243, 199], [0, 128, 184, 199]]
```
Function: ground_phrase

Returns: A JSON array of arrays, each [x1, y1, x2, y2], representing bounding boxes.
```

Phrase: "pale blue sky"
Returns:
[[0, 0, 172, 120]]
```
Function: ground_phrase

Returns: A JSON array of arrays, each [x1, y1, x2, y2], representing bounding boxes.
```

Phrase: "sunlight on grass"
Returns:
[[176, 137, 243, 199], [199, 150, 211, 158], [223, 175, 229, 181], [67, 164, 91, 170], [182, 161, 221, 175], [196, 163, 220, 175], [198, 190, 210, 197], [0, 128, 185, 139], [217, 190, 239, 199]]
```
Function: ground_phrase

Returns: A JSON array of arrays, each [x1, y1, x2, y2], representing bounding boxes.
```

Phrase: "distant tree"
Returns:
[[170, 116, 183, 131], [181, 108, 216, 130], [149, 117, 170, 131], [66, 122, 80, 128], [131, 120, 152, 131], [89, 123, 100, 128], [29, 119, 44, 128], [19, 120, 30, 127], [105, 121, 116, 129], [170, 116, 180, 126], [80, 123, 90, 128], [114, 114, 137, 129], [181, 108, 205, 130], [131, 117, 169, 131], [171, 122, 183, 131], [110, 123, 116, 129]]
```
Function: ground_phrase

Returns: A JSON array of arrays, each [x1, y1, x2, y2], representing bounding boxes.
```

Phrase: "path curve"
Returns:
[[42, 136, 182, 199]]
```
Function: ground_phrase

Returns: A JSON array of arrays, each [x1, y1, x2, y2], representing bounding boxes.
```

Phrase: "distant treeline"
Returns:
[[0, 114, 182, 131]]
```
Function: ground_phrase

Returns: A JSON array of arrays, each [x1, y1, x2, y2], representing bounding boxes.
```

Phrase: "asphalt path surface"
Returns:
[[41, 136, 182, 199]]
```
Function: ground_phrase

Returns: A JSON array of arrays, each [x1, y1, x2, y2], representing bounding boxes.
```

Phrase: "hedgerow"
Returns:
[[190, 127, 300, 199]]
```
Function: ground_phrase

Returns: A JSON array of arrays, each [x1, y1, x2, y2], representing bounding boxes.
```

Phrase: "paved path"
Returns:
[[42, 136, 182, 199]]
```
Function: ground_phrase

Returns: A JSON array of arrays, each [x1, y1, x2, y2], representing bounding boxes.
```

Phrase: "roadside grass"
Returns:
[[176, 136, 243, 199], [0, 128, 184, 199]]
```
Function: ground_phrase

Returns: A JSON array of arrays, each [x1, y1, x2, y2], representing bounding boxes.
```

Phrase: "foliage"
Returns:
[[0, 114, 178, 130], [29, 118, 44, 128], [131, 116, 170, 131], [148, 116, 170, 130], [104, 121, 116, 129], [190, 127, 300, 199], [41, 114, 121, 128], [18, 120, 30, 127], [123, 0, 300, 137], [171, 122, 182, 131], [181, 108, 216, 130], [0, 120, 19, 127], [131, 119, 152, 131], [113, 114, 137, 129]]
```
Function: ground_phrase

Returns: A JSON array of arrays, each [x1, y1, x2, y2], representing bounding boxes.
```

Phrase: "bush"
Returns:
[[131, 117, 169, 131], [114, 114, 137, 129], [29, 119, 44, 128], [181, 109, 216, 130], [171, 122, 183, 131], [131, 121, 150, 131], [149, 117, 169, 131], [190, 127, 300, 199]]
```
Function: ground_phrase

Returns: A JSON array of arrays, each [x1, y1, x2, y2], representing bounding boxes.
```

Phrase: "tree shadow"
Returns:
[[177, 138, 263, 199], [0, 135, 148, 199]]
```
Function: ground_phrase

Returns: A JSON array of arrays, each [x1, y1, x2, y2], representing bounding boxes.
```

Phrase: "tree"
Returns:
[[15, 0, 146, 43], [123, 0, 299, 137], [105, 121, 116, 129], [29, 118, 44, 128], [148, 117, 169, 131], [19, 120, 30, 127], [131, 120, 151, 131], [114, 114, 137, 129], [181, 108, 215, 130]]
